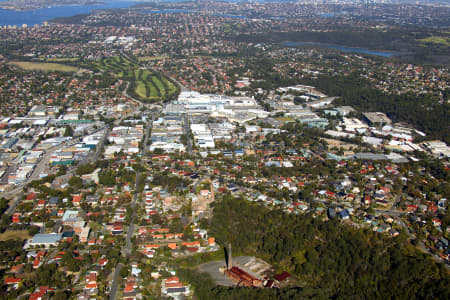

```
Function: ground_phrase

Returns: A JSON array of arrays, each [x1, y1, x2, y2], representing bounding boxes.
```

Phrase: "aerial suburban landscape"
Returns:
[[0, 0, 449, 299]]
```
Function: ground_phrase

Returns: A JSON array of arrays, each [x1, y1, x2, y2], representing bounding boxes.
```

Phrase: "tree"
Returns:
[[207, 195, 450, 299], [120, 266, 129, 278], [68, 176, 82, 189], [54, 291, 68, 300], [56, 165, 68, 176], [64, 125, 73, 137], [76, 163, 95, 176]]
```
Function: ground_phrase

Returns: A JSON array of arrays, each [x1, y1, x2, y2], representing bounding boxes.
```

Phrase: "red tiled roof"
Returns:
[[26, 193, 36, 200], [165, 276, 179, 283], [274, 271, 291, 282], [4, 277, 22, 284], [165, 282, 183, 288], [182, 241, 200, 247], [86, 282, 97, 289], [124, 285, 134, 293]]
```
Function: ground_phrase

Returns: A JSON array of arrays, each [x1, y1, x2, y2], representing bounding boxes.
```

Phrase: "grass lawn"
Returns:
[[164, 78, 177, 94], [9, 61, 79, 72], [136, 81, 148, 99], [45, 57, 79, 62], [84, 55, 178, 102], [418, 36, 450, 46], [151, 76, 166, 97], [148, 81, 159, 98], [0, 230, 30, 241]]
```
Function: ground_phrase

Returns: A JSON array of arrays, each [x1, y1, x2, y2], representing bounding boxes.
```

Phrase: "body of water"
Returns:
[[141, 9, 194, 14], [214, 14, 247, 19], [283, 42, 397, 57], [0, 1, 249, 26], [0, 1, 135, 27], [141, 10, 247, 19]]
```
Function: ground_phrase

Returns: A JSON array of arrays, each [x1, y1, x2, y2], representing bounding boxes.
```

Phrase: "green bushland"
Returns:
[[418, 36, 450, 46], [178, 194, 450, 299]]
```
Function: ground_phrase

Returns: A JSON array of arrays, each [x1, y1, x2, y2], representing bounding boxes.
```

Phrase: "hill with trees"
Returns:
[[182, 195, 450, 299]]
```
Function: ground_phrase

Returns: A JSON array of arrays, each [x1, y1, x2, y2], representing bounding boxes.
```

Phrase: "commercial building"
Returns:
[[28, 234, 63, 248], [363, 112, 392, 126]]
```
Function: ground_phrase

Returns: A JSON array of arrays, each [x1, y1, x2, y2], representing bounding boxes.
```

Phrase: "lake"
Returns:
[[0, 1, 135, 27], [283, 42, 397, 57]]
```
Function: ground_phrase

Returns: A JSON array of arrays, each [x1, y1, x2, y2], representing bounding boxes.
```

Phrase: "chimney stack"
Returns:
[[228, 243, 232, 270]]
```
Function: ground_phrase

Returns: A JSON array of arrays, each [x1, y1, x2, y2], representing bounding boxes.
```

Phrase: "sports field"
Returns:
[[0, 230, 30, 241], [9, 61, 79, 72]]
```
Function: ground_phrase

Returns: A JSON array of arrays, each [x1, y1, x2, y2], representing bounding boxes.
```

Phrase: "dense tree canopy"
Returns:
[[197, 195, 450, 299]]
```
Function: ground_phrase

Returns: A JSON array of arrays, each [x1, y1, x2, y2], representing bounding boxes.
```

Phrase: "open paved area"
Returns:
[[197, 256, 272, 286]]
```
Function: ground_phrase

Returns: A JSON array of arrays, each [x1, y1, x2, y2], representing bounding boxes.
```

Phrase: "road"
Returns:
[[293, 192, 449, 267], [78, 127, 109, 167], [109, 116, 150, 300], [6, 109, 134, 202], [3, 77, 148, 217], [205, 175, 450, 268], [124, 172, 140, 256], [397, 217, 449, 268], [124, 113, 152, 256], [108, 165, 140, 300], [307, 197, 408, 218], [108, 263, 123, 300], [2, 125, 108, 196], [139, 52, 189, 94], [2, 136, 83, 214], [183, 114, 193, 153], [168, 76, 189, 92], [142, 113, 155, 156], [374, 209, 406, 217]]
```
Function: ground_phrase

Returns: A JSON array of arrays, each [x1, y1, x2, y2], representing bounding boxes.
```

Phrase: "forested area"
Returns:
[[303, 74, 450, 144], [231, 28, 450, 60], [182, 195, 450, 299], [177, 267, 330, 300]]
